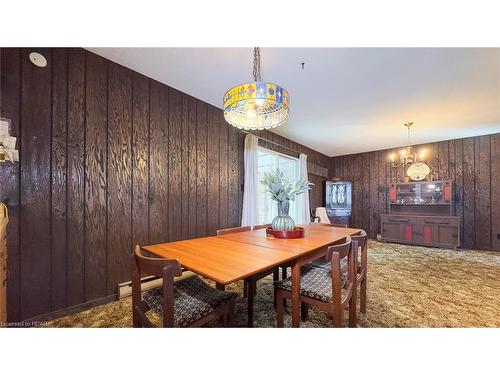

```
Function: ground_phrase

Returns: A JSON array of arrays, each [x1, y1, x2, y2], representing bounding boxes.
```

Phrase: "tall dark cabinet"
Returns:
[[325, 180, 352, 226], [380, 180, 461, 249]]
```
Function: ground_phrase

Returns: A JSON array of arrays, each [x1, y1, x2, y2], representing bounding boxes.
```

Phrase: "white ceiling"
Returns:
[[88, 48, 500, 157]]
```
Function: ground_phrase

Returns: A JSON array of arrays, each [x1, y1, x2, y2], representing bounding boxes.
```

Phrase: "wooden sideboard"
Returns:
[[380, 180, 461, 249]]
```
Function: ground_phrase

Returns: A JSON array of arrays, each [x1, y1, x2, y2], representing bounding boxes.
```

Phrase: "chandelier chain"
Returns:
[[404, 122, 413, 147], [253, 47, 261, 82]]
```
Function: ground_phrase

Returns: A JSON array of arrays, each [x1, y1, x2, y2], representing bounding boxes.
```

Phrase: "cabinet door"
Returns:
[[412, 224, 424, 243], [331, 216, 350, 226], [436, 225, 459, 246], [382, 222, 402, 240]]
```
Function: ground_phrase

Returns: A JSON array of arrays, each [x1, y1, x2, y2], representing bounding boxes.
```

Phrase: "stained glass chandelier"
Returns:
[[223, 47, 289, 130]]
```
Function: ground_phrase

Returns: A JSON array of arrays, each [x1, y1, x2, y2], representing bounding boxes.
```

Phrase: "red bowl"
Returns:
[[266, 226, 305, 239]]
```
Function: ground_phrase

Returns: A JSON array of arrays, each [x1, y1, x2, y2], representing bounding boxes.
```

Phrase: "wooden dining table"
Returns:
[[143, 223, 361, 327]]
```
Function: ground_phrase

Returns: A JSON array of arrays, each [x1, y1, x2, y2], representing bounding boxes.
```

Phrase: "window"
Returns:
[[257, 147, 299, 224]]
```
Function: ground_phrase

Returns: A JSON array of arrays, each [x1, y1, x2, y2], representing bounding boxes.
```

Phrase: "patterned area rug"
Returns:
[[46, 241, 500, 328]]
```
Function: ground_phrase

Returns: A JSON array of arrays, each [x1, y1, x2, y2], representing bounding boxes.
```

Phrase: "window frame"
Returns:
[[256, 146, 299, 225]]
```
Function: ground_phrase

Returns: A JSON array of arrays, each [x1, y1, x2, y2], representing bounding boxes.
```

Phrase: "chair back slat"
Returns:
[[351, 229, 368, 271], [216, 226, 252, 235], [326, 237, 351, 262], [348, 239, 358, 287], [351, 229, 367, 249], [133, 245, 182, 278]]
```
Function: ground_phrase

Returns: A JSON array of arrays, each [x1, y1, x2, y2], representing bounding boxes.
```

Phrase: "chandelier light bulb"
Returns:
[[255, 98, 266, 107]]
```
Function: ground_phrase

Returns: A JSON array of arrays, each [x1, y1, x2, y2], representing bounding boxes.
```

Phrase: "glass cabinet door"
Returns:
[[419, 182, 444, 204], [396, 182, 444, 204]]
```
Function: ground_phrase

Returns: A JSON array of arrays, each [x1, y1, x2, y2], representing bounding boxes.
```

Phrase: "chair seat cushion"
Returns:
[[275, 265, 347, 303], [143, 276, 236, 327], [312, 257, 349, 278]]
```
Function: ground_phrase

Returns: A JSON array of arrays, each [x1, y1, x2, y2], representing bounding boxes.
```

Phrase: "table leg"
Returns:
[[247, 279, 255, 327], [291, 261, 301, 328]]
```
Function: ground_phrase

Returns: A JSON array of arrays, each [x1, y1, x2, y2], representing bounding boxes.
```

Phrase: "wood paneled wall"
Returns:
[[331, 134, 500, 251], [0, 48, 330, 322]]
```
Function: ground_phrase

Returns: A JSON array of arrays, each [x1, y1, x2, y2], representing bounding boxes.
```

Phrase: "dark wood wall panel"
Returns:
[[131, 73, 150, 246], [66, 48, 86, 307], [180, 95, 190, 240], [148, 81, 169, 244], [1, 47, 333, 321], [462, 137, 475, 248], [84, 52, 108, 301], [50, 48, 68, 312], [187, 97, 198, 239], [331, 134, 500, 251], [196, 101, 208, 237], [107, 63, 132, 293], [368, 152, 379, 239], [227, 124, 240, 226], [19, 48, 52, 319], [207, 106, 220, 235], [474, 135, 491, 250], [218, 111, 228, 230], [491, 134, 500, 250], [168, 88, 182, 242], [452, 139, 464, 243]]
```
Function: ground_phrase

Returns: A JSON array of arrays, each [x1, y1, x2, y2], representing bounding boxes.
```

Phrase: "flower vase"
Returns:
[[272, 200, 295, 231]]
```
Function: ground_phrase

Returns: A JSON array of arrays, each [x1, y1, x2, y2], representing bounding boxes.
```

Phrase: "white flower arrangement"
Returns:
[[260, 169, 313, 203]]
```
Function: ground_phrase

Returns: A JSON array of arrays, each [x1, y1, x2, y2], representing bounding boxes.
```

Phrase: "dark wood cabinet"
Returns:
[[327, 213, 351, 227], [325, 181, 352, 226], [381, 181, 460, 249]]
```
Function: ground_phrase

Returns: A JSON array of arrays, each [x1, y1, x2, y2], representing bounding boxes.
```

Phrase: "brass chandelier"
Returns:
[[389, 122, 427, 168]]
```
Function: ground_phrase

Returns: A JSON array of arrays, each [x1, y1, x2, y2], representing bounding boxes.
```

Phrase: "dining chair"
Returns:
[[311, 230, 367, 314], [352, 230, 368, 314], [274, 237, 358, 327], [216, 224, 280, 327], [131, 245, 237, 328]]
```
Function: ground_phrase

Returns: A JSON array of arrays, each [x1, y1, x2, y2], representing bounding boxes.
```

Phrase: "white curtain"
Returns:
[[296, 153, 311, 225], [241, 134, 259, 226]]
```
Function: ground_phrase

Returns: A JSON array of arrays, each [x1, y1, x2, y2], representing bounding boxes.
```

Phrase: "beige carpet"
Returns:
[[46, 241, 500, 328]]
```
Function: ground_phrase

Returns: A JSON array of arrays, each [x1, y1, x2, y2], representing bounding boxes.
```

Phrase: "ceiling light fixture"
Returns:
[[223, 47, 289, 130], [389, 122, 431, 181], [29, 52, 47, 68]]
